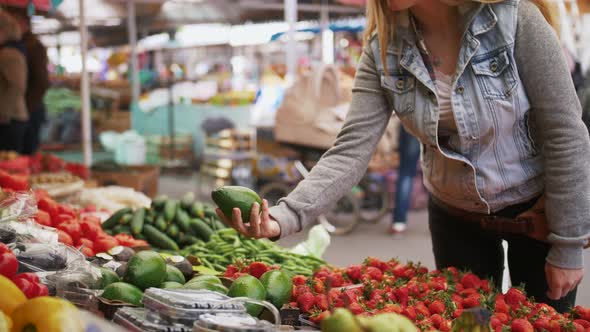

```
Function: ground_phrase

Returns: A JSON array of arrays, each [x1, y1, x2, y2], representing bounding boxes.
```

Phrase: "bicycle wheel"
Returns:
[[320, 192, 361, 235], [258, 182, 292, 207], [357, 174, 392, 223]]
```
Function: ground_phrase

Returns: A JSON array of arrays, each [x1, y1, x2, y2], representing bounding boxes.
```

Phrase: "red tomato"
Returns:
[[94, 235, 119, 253], [80, 247, 95, 257], [79, 220, 102, 240], [57, 230, 73, 246], [37, 197, 59, 218], [58, 204, 77, 217], [33, 210, 52, 227], [113, 234, 136, 247], [55, 220, 81, 240], [76, 238, 94, 250]]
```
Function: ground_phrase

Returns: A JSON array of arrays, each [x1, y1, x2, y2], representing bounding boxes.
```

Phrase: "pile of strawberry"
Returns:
[[289, 257, 590, 331], [31, 191, 147, 256], [223, 260, 281, 279]]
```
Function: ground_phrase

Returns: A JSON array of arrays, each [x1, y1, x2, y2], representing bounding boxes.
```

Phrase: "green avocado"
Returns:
[[211, 186, 262, 223]]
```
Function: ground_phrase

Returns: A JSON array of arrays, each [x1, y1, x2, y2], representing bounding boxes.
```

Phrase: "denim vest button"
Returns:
[[457, 86, 465, 94], [490, 61, 499, 72], [396, 79, 405, 89]]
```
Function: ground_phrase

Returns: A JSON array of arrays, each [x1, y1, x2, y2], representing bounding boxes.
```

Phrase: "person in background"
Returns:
[[390, 125, 421, 234], [6, 7, 49, 155], [0, 10, 27, 152]]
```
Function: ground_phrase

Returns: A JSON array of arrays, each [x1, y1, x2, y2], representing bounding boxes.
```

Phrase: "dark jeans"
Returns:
[[392, 126, 421, 223], [428, 198, 577, 313], [0, 120, 27, 152], [21, 106, 46, 155]]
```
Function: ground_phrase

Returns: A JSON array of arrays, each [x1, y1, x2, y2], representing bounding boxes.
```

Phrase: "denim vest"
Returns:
[[370, 1, 544, 214]]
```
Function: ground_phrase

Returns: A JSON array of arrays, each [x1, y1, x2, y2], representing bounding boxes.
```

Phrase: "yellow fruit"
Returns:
[[11, 297, 84, 332], [0, 275, 26, 316], [0, 311, 12, 332]]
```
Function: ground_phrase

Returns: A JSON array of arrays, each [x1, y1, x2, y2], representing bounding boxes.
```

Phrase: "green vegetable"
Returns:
[[119, 214, 133, 225], [124, 251, 167, 290], [259, 270, 293, 309], [190, 201, 205, 218], [180, 192, 195, 210], [184, 281, 228, 294], [178, 234, 201, 247], [151, 195, 168, 210], [100, 267, 121, 289], [160, 281, 183, 289], [101, 282, 144, 306], [155, 215, 168, 232], [164, 265, 186, 284], [102, 208, 133, 229], [143, 224, 179, 251], [211, 186, 262, 223], [112, 224, 131, 235], [167, 224, 180, 239], [186, 275, 223, 285], [164, 200, 178, 221], [228, 275, 267, 316], [189, 218, 213, 242], [175, 208, 191, 233], [131, 208, 146, 235]]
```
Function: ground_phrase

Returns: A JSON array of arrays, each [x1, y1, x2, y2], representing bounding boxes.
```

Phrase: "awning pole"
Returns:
[[79, 0, 92, 166], [128, 0, 140, 105], [320, 4, 334, 64], [285, 0, 297, 83]]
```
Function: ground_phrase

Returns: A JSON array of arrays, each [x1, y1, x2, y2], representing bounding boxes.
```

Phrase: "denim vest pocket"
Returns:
[[381, 74, 416, 116], [471, 49, 517, 100]]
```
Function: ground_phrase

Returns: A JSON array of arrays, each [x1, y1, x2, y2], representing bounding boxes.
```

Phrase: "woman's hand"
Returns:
[[216, 199, 281, 239], [545, 262, 584, 300]]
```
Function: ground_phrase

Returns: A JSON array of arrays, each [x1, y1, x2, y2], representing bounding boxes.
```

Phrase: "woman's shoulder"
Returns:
[[0, 47, 25, 65]]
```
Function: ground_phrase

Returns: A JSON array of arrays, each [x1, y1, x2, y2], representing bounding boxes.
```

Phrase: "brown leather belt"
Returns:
[[431, 196, 540, 236]]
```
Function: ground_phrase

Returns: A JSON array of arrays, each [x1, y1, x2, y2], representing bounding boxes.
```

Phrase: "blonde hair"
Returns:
[[0, 9, 21, 41], [364, 0, 553, 72]]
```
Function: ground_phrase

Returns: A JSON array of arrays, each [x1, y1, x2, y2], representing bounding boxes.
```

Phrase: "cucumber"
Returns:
[[112, 224, 132, 235], [175, 208, 191, 233], [102, 208, 133, 229], [178, 234, 201, 247], [167, 224, 180, 239], [151, 195, 168, 210], [155, 215, 168, 232], [180, 192, 195, 210], [119, 214, 133, 225], [164, 200, 178, 221], [144, 212, 155, 225], [211, 218, 226, 230], [143, 224, 179, 251], [131, 208, 146, 235], [189, 202, 205, 218], [189, 218, 214, 242], [203, 205, 218, 219]]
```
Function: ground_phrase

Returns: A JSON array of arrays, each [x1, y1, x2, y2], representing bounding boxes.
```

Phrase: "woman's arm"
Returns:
[[515, 1, 590, 269], [268, 44, 394, 238]]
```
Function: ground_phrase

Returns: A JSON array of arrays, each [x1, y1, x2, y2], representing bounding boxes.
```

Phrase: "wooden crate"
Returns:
[[91, 165, 160, 198]]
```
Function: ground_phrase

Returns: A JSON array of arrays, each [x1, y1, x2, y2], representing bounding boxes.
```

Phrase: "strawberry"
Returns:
[[511, 319, 533, 332], [312, 278, 326, 294], [494, 312, 509, 324], [490, 317, 502, 330], [480, 279, 491, 292], [349, 302, 364, 315], [439, 320, 452, 332], [346, 265, 362, 282], [294, 285, 310, 297], [495, 298, 510, 314], [453, 308, 464, 319], [548, 320, 562, 332], [315, 294, 329, 311], [223, 265, 239, 278], [573, 322, 585, 332], [364, 266, 383, 281], [383, 303, 402, 314], [505, 288, 526, 307], [402, 306, 417, 320], [329, 272, 344, 288], [248, 262, 268, 279], [342, 289, 360, 304], [430, 314, 443, 328], [297, 292, 316, 313], [575, 320, 590, 329], [392, 264, 409, 278], [462, 294, 481, 309], [292, 275, 308, 286], [428, 300, 446, 315], [461, 273, 481, 289], [309, 310, 330, 323], [533, 317, 551, 331], [365, 257, 389, 272], [415, 302, 430, 317]]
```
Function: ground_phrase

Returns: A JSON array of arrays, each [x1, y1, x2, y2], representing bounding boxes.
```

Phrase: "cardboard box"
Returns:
[[91, 165, 160, 198]]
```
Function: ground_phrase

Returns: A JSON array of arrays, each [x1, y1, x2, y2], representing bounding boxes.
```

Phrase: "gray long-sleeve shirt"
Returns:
[[269, 1, 590, 269]]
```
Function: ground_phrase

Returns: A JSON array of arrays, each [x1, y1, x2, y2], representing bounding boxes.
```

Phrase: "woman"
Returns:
[[0, 9, 27, 152], [218, 0, 590, 312]]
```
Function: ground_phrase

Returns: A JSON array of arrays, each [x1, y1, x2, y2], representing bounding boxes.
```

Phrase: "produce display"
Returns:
[[0, 152, 89, 180], [181, 228, 326, 275], [104, 193, 225, 251]]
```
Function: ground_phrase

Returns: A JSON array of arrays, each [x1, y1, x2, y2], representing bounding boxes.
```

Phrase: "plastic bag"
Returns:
[[77, 186, 151, 212], [289, 224, 331, 259], [0, 190, 37, 223]]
